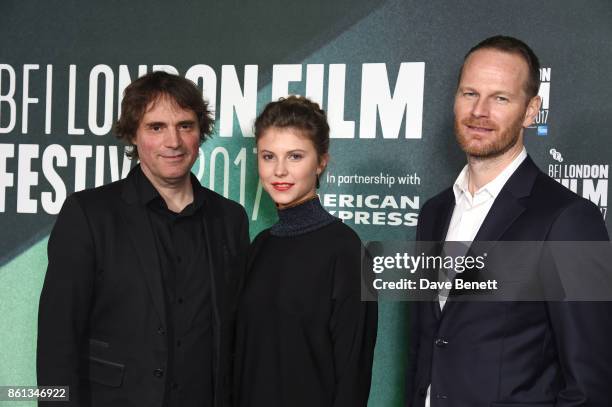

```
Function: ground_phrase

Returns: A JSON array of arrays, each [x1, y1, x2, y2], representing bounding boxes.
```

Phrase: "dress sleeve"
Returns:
[[329, 235, 378, 407]]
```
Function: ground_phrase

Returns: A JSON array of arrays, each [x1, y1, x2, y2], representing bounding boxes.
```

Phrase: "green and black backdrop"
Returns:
[[1, 1, 611, 405]]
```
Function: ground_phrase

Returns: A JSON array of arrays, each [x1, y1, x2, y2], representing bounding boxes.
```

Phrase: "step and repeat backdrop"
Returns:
[[1, 0, 611, 405]]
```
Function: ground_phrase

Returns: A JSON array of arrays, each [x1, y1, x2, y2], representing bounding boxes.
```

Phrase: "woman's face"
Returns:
[[257, 126, 328, 209]]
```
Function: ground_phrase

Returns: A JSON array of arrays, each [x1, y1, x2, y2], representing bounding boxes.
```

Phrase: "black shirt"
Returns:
[[136, 168, 213, 407]]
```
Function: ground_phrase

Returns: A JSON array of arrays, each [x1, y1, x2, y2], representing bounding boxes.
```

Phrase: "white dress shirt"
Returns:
[[444, 147, 528, 243], [437, 147, 528, 308], [425, 147, 527, 407]]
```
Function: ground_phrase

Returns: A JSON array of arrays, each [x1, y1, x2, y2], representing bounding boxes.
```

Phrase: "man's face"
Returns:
[[133, 95, 200, 188], [454, 48, 541, 159]]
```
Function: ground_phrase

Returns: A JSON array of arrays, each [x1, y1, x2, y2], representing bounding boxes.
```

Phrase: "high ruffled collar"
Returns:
[[270, 197, 338, 237]]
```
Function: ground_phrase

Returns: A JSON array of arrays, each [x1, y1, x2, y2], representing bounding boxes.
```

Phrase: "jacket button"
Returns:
[[153, 368, 164, 378], [157, 327, 165, 335], [435, 338, 449, 347]]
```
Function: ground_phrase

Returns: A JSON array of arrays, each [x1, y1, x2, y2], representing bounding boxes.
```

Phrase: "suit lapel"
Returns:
[[120, 169, 166, 325], [472, 189, 525, 242], [431, 190, 455, 320], [198, 190, 233, 405], [432, 190, 456, 242], [201, 207, 223, 326], [441, 155, 539, 318], [473, 155, 539, 242]]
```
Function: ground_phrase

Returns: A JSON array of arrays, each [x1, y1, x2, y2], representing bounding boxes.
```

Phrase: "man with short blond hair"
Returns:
[[406, 36, 611, 407]]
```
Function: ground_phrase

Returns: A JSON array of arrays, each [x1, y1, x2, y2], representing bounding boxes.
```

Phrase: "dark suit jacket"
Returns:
[[406, 156, 612, 407], [37, 165, 249, 407]]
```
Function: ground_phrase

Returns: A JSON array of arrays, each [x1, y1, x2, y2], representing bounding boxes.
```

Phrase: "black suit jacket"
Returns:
[[37, 165, 249, 407], [406, 156, 612, 407]]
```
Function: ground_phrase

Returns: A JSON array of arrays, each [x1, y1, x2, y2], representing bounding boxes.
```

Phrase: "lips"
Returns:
[[463, 119, 497, 133], [467, 125, 493, 132], [161, 153, 186, 160], [271, 182, 293, 191]]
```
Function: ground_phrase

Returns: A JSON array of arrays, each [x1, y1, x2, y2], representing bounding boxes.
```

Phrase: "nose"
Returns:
[[164, 127, 181, 148], [274, 159, 288, 177], [471, 96, 489, 118]]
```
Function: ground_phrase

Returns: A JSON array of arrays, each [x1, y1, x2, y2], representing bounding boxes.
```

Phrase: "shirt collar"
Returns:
[[452, 147, 527, 204], [136, 166, 159, 205], [135, 165, 206, 214]]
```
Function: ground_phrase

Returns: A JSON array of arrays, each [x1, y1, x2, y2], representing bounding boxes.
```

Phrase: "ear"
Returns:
[[522, 95, 542, 128], [317, 153, 330, 175]]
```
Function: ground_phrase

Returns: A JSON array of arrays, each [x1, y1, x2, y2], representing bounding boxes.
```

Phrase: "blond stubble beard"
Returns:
[[454, 116, 524, 160]]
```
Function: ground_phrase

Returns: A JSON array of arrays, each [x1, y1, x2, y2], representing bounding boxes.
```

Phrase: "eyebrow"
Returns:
[[458, 86, 515, 97], [145, 121, 166, 128], [145, 120, 196, 127], [258, 149, 307, 154], [457, 86, 476, 92]]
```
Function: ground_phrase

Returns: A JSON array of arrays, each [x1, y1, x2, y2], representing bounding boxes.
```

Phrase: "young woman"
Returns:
[[234, 96, 377, 407]]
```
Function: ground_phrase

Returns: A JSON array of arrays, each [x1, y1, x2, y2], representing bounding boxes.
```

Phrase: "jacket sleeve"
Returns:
[[544, 199, 612, 407], [37, 194, 96, 407], [330, 237, 378, 407]]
